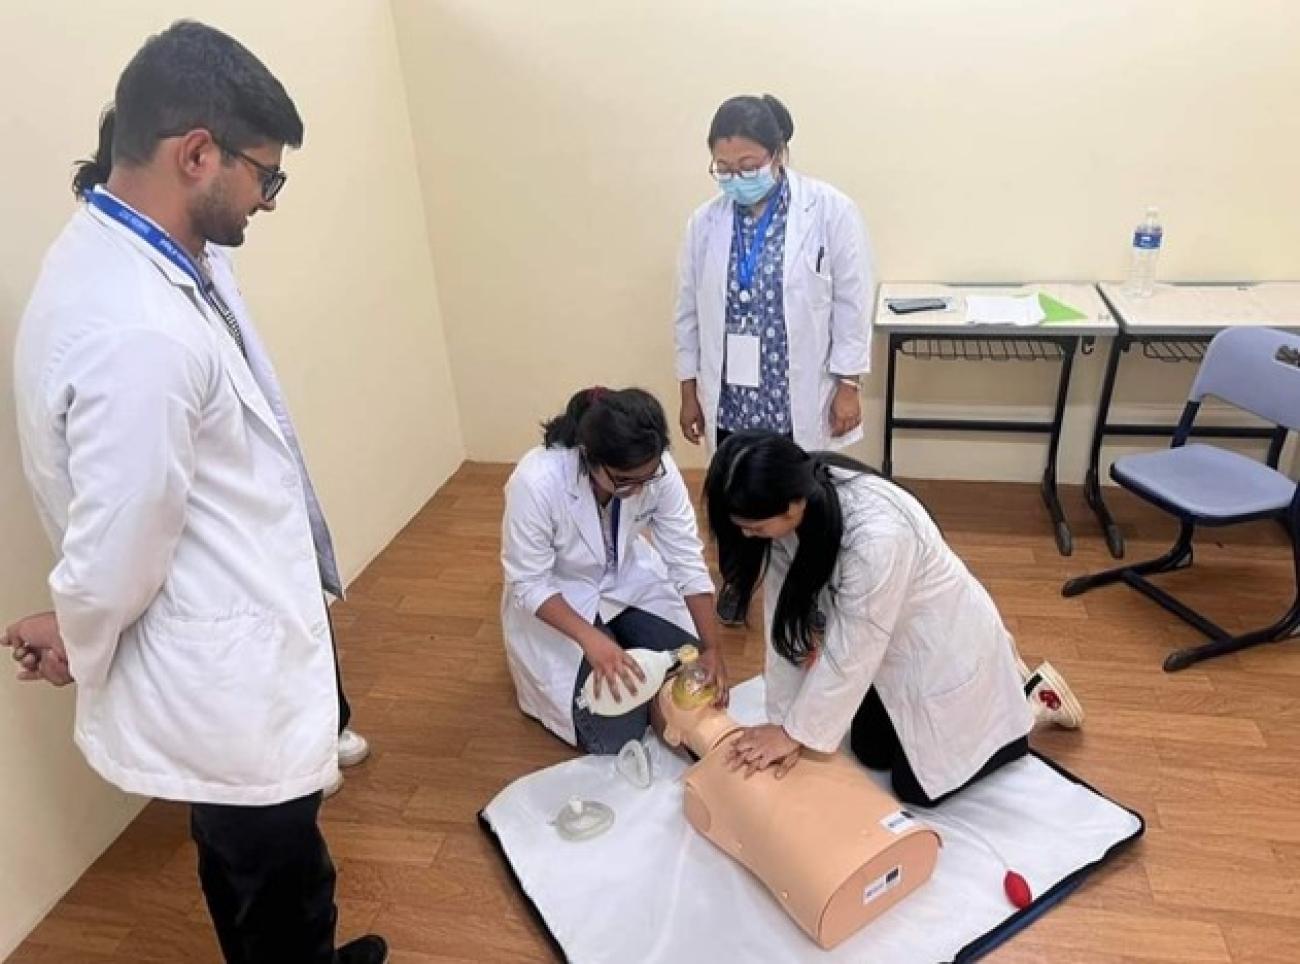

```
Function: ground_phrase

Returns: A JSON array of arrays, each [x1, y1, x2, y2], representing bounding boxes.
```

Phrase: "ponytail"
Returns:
[[542, 386, 606, 449], [72, 105, 115, 199]]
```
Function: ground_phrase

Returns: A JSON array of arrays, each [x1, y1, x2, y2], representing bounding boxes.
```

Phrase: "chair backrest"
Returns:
[[1190, 326, 1300, 432]]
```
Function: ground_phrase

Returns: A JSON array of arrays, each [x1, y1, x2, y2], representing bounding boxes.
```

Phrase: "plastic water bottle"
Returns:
[[1126, 206, 1163, 298]]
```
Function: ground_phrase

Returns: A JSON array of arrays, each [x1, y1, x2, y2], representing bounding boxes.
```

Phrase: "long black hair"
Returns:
[[541, 387, 669, 472], [704, 431, 879, 664], [72, 105, 116, 198]]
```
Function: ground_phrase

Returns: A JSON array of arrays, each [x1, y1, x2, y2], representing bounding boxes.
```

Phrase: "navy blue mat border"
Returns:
[[477, 749, 1146, 964], [952, 750, 1146, 963]]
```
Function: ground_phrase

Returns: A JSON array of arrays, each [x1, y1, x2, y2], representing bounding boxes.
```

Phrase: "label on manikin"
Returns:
[[863, 866, 903, 905], [880, 809, 917, 834]]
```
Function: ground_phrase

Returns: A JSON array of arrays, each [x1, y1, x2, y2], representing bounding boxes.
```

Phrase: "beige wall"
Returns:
[[393, 0, 1300, 479], [0, 1, 463, 954], [4, 0, 1299, 952]]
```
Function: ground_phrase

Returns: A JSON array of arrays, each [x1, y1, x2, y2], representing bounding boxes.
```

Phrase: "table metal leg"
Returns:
[[1041, 337, 1078, 556], [1085, 333, 1128, 558], [883, 334, 900, 478]]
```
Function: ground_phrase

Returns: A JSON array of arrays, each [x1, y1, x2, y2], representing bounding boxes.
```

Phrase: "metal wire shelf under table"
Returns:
[[897, 337, 1066, 362], [1141, 339, 1207, 363]]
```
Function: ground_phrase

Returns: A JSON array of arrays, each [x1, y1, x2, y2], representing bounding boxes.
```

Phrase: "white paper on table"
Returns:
[[964, 294, 1045, 327]]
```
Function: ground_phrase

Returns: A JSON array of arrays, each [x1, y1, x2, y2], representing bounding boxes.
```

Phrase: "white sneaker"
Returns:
[[323, 770, 344, 799], [338, 728, 371, 768], [1020, 660, 1085, 729]]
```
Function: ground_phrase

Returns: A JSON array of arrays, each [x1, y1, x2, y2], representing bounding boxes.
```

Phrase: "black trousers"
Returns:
[[191, 792, 337, 964], [326, 599, 351, 733], [849, 687, 1029, 807], [191, 600, 350, 963]]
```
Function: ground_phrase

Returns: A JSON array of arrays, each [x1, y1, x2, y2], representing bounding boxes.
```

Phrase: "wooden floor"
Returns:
[[11, 463, 1300, 963]]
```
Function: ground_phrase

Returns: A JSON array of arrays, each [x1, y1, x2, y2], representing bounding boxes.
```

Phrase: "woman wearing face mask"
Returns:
[[500, 387, 728, 754], [703, 432, 1084, 807], [673, 93, 876, 624]]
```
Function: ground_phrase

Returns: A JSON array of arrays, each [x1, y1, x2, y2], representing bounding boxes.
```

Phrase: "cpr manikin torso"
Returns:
[[656, 674, 941, 950]]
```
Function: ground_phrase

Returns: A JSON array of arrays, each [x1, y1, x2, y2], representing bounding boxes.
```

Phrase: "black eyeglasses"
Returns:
[[582, 452, 667, 495], [156, 129, 290, 203], [708, 153, 774, 183], [603, 460, 667, 494], [215, 139, 288, 203]]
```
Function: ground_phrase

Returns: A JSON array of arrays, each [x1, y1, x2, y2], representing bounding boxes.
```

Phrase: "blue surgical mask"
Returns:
[[721, 165, 778, 207]]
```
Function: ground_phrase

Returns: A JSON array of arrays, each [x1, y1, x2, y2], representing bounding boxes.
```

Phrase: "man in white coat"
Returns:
[[3, 21, 386, 964]]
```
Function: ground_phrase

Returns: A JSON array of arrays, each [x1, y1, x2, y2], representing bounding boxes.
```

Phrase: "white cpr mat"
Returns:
[[481, 679, 1143, 963]]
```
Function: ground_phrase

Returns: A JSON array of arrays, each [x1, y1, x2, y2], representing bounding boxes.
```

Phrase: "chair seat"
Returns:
[[1112, 443, 1295, 522]]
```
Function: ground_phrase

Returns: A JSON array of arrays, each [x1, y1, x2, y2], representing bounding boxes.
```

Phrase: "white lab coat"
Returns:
[[501, 446, 715, 744], [13, 194, 341, 806], [673, 170, 876, 451], [763, 471, 1033, 800]]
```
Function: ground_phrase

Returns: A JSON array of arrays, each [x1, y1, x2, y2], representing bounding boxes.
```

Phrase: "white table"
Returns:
[[1098, 281, 1300, 335], [874, 283, 1117, 555], [1085, 282, 1300, 556]]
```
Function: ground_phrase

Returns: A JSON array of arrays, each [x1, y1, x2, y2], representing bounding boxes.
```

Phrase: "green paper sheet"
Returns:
[[1038, 292, 1088, 323]]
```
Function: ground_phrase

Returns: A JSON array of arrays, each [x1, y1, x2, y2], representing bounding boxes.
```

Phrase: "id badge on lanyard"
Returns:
[[725, 333, 761, 388]]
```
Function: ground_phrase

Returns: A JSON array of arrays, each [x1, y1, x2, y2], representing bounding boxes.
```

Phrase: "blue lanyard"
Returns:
[[86, 189, 247, 355], [733, 180, 785, 291], [86, 189, 207, 290]]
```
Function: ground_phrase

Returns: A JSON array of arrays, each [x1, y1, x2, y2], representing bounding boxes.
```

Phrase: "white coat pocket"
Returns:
[[123, 609, 284, 786], [802, 251, 833, 308], [926, 658, 998, 761]]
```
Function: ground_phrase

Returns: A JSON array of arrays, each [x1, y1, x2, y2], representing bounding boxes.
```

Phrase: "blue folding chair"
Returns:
[[1063, 326, 1300, 671]]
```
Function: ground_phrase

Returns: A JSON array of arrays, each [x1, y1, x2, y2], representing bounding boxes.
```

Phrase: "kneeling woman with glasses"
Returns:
[[704, 432, 1083, 807], [501, 387, 728, 753]]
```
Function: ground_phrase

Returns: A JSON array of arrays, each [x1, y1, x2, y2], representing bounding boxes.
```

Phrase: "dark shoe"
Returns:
[[716, 584, 746, 627], [338, 934, 389, 964]]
